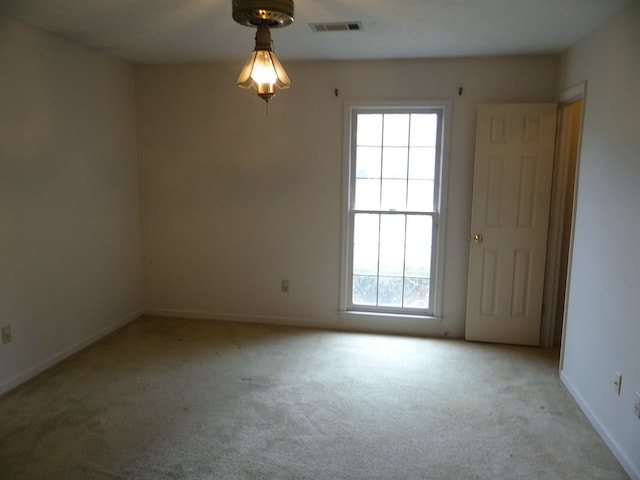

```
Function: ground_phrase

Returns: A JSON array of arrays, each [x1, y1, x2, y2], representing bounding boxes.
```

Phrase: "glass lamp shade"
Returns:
[[237, 49, 291, 102]]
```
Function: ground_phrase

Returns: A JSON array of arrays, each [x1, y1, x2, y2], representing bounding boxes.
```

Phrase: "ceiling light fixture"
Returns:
[[232, 0, 294, 103]]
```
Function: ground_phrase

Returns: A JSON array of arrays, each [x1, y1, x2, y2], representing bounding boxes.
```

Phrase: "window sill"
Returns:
[[338, 310, 441, 322]]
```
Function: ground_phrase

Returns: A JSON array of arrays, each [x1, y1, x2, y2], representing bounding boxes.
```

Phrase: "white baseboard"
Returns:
[[142, 308, 462, 339], [143, 308, 330, 329], [0, 310, 142, 396], [561, 371, 640, 480]]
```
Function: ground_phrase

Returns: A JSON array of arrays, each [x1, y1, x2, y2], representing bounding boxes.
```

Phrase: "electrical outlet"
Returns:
[[634, 393, 640, 419], [1, 325, 11, 344], [614, 372, 622, 396], [281, 279, 289, 293]]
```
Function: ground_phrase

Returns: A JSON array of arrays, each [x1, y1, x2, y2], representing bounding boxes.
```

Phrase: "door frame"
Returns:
[[539, 83, 586, 355]]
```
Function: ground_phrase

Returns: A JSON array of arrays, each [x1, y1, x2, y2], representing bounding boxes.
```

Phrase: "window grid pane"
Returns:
[[381, 147, 408, 179], [356, 147, 382, 178], [408, 147, 436, 180], [380, 179, 407, 211], [382, 115, 410, 146], [409, 114, 438, 147], [357, 114, 383, 146]]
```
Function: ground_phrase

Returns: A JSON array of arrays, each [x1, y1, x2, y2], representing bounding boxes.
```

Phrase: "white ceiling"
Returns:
[[0, 0, 631, 63]]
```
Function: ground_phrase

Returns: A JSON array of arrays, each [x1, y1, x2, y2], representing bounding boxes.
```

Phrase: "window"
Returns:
[[341, 104, 448, 317]]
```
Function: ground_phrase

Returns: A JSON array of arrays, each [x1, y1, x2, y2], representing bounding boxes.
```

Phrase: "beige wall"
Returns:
[[559, 1, 640, 478], [0, 16, 143, 393], [136, 55, 559, 336]]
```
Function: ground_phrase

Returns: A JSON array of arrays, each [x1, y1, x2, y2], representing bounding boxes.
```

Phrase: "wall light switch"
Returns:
[[634, 392, 640, 419]]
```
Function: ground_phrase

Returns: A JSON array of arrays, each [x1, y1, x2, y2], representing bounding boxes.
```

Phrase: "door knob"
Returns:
[[473, 233, 483, 244]]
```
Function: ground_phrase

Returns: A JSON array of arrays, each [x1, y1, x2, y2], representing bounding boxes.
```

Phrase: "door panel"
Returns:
[[465, 104, 557, 345]]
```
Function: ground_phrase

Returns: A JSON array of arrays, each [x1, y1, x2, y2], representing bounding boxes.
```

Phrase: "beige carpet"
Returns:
[[0, 316, 628, 479]]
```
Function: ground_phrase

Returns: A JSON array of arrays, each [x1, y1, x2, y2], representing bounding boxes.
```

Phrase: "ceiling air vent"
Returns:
[[309, 22, 363, 32]]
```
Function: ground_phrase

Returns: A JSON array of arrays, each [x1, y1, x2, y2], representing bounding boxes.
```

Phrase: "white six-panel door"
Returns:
[[465, 104, 557, 346]]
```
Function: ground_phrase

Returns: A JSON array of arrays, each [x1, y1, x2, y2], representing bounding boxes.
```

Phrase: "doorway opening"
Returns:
[[541, 94, 583, 349]]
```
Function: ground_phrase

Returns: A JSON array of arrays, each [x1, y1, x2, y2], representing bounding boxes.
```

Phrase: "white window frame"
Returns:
[[339, 101, 451, 319]]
